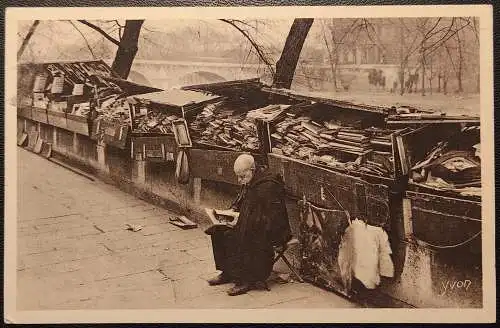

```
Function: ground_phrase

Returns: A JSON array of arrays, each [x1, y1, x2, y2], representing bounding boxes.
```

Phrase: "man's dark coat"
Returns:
[[210, 169, 292, 284]]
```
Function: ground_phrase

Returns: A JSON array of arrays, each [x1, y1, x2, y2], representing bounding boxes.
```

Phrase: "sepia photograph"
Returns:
[[4, 4, 495, 324]]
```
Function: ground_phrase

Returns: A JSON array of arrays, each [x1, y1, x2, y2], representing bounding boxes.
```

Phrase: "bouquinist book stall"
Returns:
[[17, 60, 119, 135], [128, 89, 222, 162], [89, 75, 162, 149], [181, 79, 301, 185]]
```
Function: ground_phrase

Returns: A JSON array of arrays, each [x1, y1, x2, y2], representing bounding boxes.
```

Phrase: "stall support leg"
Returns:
[[133, 153, 146, 186], [24, 119, 27, 133], [37, 122, 41, 135], [52, 127, 57, 150], [97, 142, 107, 172], [73, 132, 79, 156], [193, 177, 202, 205], [402, 198, 413, 239]]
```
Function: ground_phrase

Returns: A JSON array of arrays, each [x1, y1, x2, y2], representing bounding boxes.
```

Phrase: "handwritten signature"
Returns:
[[439, 279, 472, 296]]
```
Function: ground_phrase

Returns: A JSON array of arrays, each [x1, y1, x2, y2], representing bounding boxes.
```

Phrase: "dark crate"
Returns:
[[267, 153, 392, 228], [66, 113, 90, 136], [189, 148, 267, 185], [31, 107, 48, 124], [406, 190, 481, 257], [47, 110, 68, 130], [91, 119, 129, 149], [130, 135, 177, 161]]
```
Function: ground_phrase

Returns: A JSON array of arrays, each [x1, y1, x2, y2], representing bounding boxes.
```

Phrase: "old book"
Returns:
[[204, 208, 239, 227]]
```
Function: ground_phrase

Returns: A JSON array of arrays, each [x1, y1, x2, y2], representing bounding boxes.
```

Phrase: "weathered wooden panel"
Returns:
[[406, 191, 481, 256], [38, 123, 53, 142], [106, 145, 132, 180], [31, 107, 48, 124], [47, 110, 67, 130], [66, 114, 90, 136], [17, 117, 25, 134], [18, 106, 33, 119], [189, 149, 266, 185], [268, 153, 390, 227], [131, 135, 177, 162], [77, 136, 98, 161], [57, 128, 74, 151], [25, 119, 37, 133]]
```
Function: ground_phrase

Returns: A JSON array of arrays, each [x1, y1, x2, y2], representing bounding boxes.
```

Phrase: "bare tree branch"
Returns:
[[78, 20, 120, 46], [423, 18, 471, 57], [219, 19, 275, 75], [362, 18, 388, 55], [68, 20, 96, 59], [17, 20, 40, 59], [471, 17, 480, 43], [423, 17, 442, 40]]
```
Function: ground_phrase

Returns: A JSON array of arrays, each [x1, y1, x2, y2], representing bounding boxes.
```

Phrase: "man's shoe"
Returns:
[[207, 273, 231, 286], [227, 283, 252, 296]]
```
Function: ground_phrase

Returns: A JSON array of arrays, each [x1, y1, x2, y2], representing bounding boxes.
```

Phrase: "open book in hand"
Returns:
[[204, 208, 239, 227]]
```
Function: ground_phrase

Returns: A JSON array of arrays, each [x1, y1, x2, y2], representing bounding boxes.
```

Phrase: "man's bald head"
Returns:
[[234, 154, 255, 185], [234, 154, 255, 172]]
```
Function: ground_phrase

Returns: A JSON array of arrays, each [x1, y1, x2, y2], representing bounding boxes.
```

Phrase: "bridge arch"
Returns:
[[174, 71, 227, 88], [128, 70, 153, 87]]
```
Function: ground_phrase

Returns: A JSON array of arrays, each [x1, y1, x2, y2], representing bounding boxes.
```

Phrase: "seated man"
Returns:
[[205, 154, 292, 296]]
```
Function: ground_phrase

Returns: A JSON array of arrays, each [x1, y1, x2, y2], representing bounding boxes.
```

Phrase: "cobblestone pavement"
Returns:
[[17, 148, 357, 310]]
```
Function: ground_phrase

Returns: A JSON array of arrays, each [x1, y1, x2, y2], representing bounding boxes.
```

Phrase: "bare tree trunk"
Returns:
[[421, 50, 426, 96], [456, 31, 464, 93], [273, 18, 314, 89], [17, 20, 40, 60], [322, 29, 337, 90], [111, 20, 144, 79], [332, 58, 338, 90], [437, 72, 441, 93], [428, 57, 433, 95], [398, 24, 405, 96], [399, 65, 405, 96], [300, 63, 314, 91]]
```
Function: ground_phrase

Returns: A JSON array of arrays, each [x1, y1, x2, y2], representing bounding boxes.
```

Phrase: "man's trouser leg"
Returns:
[[207, 225, 233, 272]]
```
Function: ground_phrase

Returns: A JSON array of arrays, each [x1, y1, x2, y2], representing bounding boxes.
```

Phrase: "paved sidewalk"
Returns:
[[17, 148, 357, 310]]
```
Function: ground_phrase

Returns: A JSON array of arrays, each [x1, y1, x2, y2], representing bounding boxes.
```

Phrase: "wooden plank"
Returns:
[[387, 119, 480, 125]]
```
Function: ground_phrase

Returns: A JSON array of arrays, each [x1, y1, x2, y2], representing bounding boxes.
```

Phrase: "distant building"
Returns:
[[335, 21, 400, 66]]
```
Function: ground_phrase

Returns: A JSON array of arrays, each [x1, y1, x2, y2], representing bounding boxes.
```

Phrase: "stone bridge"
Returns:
[[125, 59, 402, 92]]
